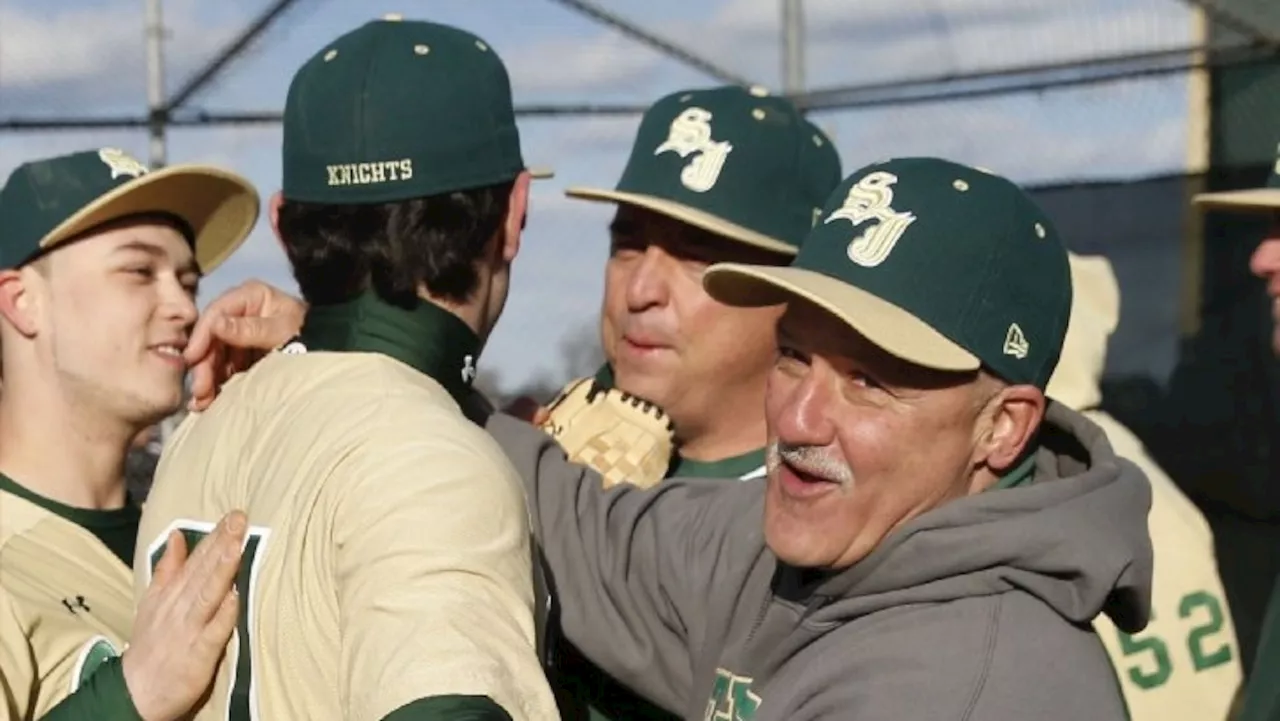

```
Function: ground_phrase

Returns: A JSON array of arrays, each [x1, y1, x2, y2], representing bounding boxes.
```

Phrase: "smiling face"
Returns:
[[761, 297, 1043, 570], [600, 204, 787, 441], [11, 216, 200, 427]]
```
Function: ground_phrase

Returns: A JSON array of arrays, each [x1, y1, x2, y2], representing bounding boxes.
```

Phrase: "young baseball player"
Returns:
[[1048, 252, 1242, 721], [0, 148, 259, 720], [134, 17, 558, 721]]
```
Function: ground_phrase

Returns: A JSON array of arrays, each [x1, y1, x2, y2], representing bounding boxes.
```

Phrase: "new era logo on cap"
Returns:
[[703, 157, 1073, 390]]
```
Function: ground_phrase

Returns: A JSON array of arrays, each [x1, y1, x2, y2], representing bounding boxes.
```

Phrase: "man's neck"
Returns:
[[676, 405, 768, 463], [0, 385, 134, 510]]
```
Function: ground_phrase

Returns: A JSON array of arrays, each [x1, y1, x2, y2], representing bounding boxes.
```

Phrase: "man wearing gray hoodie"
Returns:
[[485, 157, 1155, 720], [178, 157, 1157, 720]]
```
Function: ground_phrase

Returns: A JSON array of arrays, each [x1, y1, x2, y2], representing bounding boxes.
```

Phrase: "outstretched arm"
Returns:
[[487, 411, 759, 713]]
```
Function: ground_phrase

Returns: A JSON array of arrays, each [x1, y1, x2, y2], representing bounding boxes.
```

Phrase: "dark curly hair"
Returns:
[[276, 181, 514, 308]]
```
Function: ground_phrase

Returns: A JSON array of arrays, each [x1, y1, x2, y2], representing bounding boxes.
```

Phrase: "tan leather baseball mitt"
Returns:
[[538, 377, 675, 489]]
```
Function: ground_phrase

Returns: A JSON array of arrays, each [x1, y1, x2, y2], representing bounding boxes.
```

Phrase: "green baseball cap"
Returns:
[[1194, 140, 1280, 212], [0, 148, 259, 272], [568, 85, 842, 255], [282, 15, 551, 205], [704, 157, 1072, 389]]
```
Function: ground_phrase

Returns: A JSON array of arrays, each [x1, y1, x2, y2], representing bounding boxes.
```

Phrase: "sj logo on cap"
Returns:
[[825, 171, 917, 268], [654, 107, 733, 193], [98, 148, 149, 180]]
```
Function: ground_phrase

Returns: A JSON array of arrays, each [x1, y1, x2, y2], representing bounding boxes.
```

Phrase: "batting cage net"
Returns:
[[4, 0, 1280, 673]]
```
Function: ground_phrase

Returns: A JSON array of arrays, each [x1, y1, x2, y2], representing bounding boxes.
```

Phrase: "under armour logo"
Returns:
[[278, 338, 308, 355], [62, 595, 91, 614], [461, 355, 477, 384]]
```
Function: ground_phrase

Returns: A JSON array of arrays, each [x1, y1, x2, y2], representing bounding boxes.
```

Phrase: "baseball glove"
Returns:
[[538, 377, 676, 489]]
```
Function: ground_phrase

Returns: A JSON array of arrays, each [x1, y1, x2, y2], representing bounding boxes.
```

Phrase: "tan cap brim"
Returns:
[[566, 186, 797, 256], [703, 263, 980, 372], [39, 164, 260, 274], [1192, 187, 1280, 213]]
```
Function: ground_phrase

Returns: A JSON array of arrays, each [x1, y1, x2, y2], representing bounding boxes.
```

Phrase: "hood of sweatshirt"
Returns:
[[792, 401, 1153, 634], [1045, 252, 1120, 413]]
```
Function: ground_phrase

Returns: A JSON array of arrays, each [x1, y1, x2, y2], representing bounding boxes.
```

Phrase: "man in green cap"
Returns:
[[180, 157, 1157, 720], [0, 147, 260, 720], [134, 16, 558, 721], [516, 84, 841, 720], [485, 156, 1154, 720], [1194, 144, 1280, 721], [526, 85, 841, 482]]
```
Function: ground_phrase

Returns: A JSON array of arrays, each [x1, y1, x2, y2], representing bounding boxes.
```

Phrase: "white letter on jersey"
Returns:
[[144, 519, 271, 721]]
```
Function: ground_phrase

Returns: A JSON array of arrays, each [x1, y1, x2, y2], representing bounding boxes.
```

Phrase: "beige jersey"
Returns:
[[134, 351, 558, 721], [0, 489, 132, 719], [1089, 411, 1242, 721]]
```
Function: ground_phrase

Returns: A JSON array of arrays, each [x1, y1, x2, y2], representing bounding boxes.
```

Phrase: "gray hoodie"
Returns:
[[488, 403, 1154, 721]]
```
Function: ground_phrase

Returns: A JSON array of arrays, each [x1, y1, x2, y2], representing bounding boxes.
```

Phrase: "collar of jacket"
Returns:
[[296, 290, 481, 407]]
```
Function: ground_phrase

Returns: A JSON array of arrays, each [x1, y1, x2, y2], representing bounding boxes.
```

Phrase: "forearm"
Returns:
[[485, 411, 697, 708], [380, 696, 513, 721], [40, 658, 143, 721]]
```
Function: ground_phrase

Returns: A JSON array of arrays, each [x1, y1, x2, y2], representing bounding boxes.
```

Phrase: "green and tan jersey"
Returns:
[[1087, 413, 1241, 721], [0, 474, 143, 720], [1047, 255, 1241, 721], [134, 298, 558, 721]]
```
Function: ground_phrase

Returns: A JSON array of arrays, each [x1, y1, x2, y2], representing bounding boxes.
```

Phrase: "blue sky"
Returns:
[[0, 0, 1196, 393]]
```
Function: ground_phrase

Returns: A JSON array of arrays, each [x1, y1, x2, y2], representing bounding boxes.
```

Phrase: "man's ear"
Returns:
[[974, 384, 1046, 472], [268, 191, 287, 256], [500, 172, 532, 264], [0, 268, 39, 339]]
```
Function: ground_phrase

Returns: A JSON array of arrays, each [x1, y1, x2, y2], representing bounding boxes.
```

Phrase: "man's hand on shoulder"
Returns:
[[185, 280, 306, 412]]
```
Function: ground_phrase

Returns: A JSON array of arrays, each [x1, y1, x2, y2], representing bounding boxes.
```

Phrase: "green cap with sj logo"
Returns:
[[568, 85, 842, 255], [704, 157, 1072, 389], [282, 15, 551, 205], [1193, 140, 1280, 212], [0, 148, 259, 272]]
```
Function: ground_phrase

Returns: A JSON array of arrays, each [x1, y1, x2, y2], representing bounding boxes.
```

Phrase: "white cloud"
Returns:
[[507, 31, 668, 96], [0, 0, 247, 112]]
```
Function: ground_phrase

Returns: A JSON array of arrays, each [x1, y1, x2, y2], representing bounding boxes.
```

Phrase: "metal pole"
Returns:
[[145, 0, 175, 445], [782, 0, 805, 96], [145, 0, 167, 168]]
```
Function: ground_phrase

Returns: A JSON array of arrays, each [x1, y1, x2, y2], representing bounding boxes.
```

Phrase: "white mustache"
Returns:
[[766, 442, 855, 486]]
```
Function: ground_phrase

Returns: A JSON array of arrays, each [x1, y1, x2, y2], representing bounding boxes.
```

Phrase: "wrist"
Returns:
[[120, 651, 161, 721]]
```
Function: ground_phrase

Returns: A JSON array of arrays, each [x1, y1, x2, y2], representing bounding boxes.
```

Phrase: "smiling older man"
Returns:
[[481, 157, 1155, 720], [181, 156, 1156, 721]]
